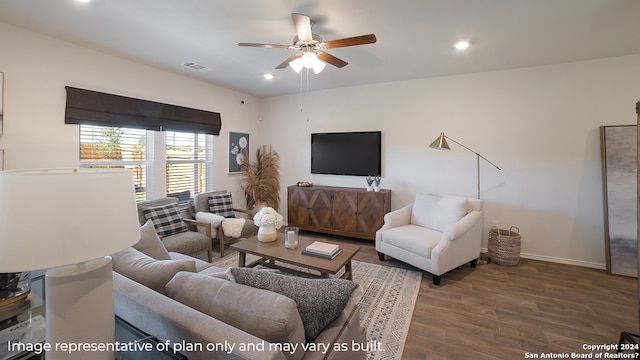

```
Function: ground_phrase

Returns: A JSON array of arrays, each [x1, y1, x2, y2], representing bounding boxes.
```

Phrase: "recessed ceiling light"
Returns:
[[76, 0, 92, 3], [263, 74, 274, 80], [454, 41, 470, 50]]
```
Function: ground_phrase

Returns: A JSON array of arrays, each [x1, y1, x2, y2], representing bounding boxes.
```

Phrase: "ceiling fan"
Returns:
[[238, 13, 376, 74]]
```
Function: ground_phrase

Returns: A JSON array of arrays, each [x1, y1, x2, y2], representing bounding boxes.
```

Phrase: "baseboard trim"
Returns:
[[480, 248, 606, 270]]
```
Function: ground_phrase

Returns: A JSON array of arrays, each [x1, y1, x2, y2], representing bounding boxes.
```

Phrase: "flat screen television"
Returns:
[[311, 131, 382, 176]]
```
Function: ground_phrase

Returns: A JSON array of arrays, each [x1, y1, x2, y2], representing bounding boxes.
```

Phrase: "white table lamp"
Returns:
[[0, 168, 140, 360]]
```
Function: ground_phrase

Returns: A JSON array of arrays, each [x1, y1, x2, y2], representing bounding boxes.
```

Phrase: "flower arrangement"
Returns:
[[253, 206, 284, 229]]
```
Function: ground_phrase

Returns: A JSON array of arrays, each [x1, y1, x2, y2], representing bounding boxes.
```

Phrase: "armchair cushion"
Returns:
[[208, 192, 235, 218], [134, 219, 171, 260], [381, 224, 441, 258], [143, 203, 187, 236], [411, 193, 467, 232]]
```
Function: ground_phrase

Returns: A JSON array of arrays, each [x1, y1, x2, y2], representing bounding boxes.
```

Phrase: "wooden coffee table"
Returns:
[[230, 234, 360, 280]]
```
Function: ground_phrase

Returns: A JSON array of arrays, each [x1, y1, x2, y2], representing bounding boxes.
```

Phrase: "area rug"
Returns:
[[207, 250, 422, 360]]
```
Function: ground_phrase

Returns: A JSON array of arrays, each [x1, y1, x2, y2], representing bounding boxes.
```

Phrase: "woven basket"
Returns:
[[488, 226, 521, 266]]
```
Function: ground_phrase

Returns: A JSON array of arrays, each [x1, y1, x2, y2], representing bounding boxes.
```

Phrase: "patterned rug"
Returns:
[[206, 249, 422, 360]]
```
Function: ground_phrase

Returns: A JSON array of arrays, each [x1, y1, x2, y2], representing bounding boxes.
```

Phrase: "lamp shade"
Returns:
[[0, 168, 140, 272], [429, 132, 450, 150]]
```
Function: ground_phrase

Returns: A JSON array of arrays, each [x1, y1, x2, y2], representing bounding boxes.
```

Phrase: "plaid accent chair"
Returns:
[[192, 191, 258, 257], [137, 197, 212, 262]]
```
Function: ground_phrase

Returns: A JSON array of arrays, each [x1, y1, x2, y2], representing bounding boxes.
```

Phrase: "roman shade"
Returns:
[[65, 87, 221, 135]]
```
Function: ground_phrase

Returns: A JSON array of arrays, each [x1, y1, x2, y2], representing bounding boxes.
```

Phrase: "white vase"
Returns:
[[257, 225, 278, 242], [366, 185, 373, 192], [374, 185, 380, 192]]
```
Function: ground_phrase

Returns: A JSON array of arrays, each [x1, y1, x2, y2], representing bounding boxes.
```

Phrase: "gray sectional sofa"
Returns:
[[112, 241, 366, 360]]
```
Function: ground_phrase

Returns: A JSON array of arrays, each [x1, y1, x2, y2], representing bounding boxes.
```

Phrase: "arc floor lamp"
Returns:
[[429, 132, 501, 199]]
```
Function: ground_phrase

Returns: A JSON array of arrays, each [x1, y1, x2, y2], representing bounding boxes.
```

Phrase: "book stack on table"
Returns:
[[302, 241, 342, 259]]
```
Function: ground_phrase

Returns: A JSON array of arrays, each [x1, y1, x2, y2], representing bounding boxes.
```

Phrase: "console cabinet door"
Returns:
[[331, 191, 358, 233], [287, 186, 309, 226], [287, 186, 331, 229], [307, 188, 332, 229], [356, 192, 388, 236]]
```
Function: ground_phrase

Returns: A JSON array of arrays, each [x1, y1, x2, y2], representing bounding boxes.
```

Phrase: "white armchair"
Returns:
[[375, 193, 483, 285]]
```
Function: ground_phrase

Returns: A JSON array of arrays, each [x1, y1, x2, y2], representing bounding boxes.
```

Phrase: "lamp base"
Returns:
[[45, 256, 115, 360]]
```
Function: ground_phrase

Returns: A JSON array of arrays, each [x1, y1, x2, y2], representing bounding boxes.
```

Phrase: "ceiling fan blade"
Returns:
[[317, 52, 348, 68], [292, 13, 313, 42], [275, 54, 301, 69], [325, 34, 377, 49], [238, 42, 290, 49]]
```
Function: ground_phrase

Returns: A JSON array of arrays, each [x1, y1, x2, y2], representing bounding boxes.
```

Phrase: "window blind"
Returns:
[[65, 87, 222, 136], [165, 131, 210, 196], [79, 125, 150, 200]]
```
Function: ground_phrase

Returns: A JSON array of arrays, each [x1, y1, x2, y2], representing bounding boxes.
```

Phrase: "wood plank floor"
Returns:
[[304, 233, 639, 360]]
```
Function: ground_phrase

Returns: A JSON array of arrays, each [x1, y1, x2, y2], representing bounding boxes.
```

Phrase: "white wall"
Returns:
[[0, 21, 263, 203], [261, 54, 640, 269], [2, 20, 639, 269]]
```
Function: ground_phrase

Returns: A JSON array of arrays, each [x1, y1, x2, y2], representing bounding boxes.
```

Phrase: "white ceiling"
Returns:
[[1, 0, 639, 98]]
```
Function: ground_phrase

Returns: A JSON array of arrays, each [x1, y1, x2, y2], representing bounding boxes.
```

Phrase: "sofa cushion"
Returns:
[[134, 219, 171, 260], [411, 193, 468, 232], [382, 224, 442, 258], [227, 267, 358, 342], [165, 272, 305, 360], [208, 193, 235, 218], [112, 247, 195, 294], [143, 202, 188, 236]]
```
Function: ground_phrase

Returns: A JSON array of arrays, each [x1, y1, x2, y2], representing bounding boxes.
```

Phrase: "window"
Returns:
[[79, 125, 213, 201], [165, 131, 211, 196], [80, 125, 151, 200]]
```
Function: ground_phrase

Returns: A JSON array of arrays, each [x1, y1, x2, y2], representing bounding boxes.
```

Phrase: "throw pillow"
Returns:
[[165, 272, 306, 360], [411, 193, 468, 232], [221, 218, 246, 238], [195, 211, 224, 239], [227, 267, 358, 342], [111, 247, 196, 294], [143, 203, 187, 237], [134, 219, 172, 260], [208, 193, 235, 218]]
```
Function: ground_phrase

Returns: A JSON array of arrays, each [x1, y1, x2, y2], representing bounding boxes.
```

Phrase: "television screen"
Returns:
[[311, 131, 382, 176]]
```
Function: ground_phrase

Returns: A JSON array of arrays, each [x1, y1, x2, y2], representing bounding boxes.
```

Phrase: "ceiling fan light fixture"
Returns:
[[289, 58, 303, 73], [301, 52, 318, 68], [312, 60, 326, 74]]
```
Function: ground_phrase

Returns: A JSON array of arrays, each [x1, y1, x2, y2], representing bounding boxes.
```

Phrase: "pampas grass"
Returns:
[[241, 145, 280, 210]]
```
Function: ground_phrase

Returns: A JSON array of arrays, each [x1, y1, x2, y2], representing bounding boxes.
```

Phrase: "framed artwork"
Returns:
[[229, 132, 249, 173], [600, 125, 637, 277], [0, 71, 3, 135]]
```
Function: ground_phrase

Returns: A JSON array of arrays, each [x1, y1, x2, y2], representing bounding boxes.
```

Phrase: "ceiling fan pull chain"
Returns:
[[299, 69, 304, 112]]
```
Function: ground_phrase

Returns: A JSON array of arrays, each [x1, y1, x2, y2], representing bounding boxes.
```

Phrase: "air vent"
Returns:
[[183, 62, 212, 72]]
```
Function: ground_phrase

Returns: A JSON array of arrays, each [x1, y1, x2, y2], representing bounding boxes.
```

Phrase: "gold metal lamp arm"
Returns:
[[443, 135, 501, 171], [429, 132, 501, 199]]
